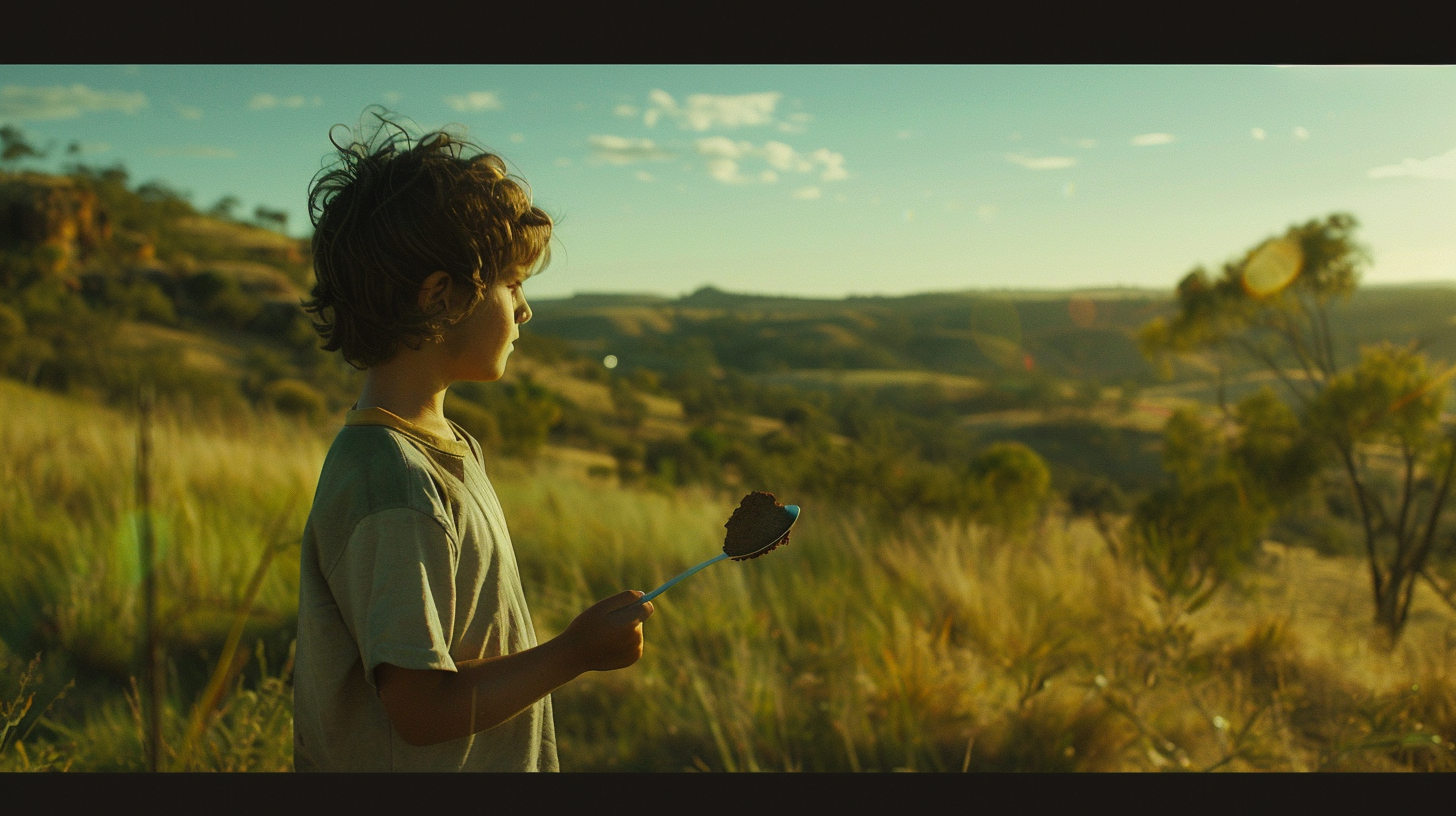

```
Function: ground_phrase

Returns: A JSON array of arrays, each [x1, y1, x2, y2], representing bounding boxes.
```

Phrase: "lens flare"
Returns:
[[1242, 238, 1303, 298], [971, 297, 1023, 370]]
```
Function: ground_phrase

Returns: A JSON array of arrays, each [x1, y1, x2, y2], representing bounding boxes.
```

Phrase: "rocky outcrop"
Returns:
[[0, 172, 112, 271]]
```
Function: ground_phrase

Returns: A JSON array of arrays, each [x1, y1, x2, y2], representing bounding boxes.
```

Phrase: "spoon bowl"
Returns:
[[636, 501, 799, 605]]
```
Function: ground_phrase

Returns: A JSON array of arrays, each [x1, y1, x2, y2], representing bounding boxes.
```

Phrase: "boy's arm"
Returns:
[[375, 590, 653, 747]]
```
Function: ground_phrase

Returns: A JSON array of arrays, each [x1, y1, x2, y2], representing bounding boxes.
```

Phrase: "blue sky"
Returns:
[[3, 64, 1454, 300]]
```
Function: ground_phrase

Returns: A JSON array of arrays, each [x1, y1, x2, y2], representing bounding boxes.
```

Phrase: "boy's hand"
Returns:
[[559, 590, 655, 673]]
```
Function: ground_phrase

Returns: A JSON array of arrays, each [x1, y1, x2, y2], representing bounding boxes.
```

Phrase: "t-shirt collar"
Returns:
[[344, 406, 471, 458]]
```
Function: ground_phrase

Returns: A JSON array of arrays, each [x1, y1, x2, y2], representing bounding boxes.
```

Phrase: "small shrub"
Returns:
[[444, 394, 501, 450], [262, 378, 325, 420]]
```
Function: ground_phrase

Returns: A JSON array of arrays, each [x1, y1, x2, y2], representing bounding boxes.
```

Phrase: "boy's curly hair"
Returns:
[[302, 111, 553, 369]]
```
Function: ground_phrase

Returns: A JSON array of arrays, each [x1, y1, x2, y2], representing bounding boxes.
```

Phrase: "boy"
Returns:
[[293, 117, 653, 772]]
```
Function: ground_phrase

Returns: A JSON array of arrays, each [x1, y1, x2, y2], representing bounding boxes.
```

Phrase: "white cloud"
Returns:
[[896, 130, 913, 140], [810, 148, 847, 181], [249, 94, 318, 110], [644, 89, 782, 131], [695, 136, 750, 160], [614, 104, 639, 117], [443, 91, 502, 113], [1367, 147, 1456, 180], [635, 171, 655, 183], [382, 91, 403, 104], [693, 138, 847, 185], [510, 133, 525, 143], [763, 140, 809, 172], [554, 157, 572, 167], [1131, 132, 1175, 146], [0, 84, 147, 120], [588, 134, 675, 165], [1293, 126, 1310, 140], [1005, 153, 1077, 170], [977, 205, 998, 221], [1073, 138, 1097, 148], [174, 103, 203, 120], [1063, 182, 1077, 198], [792, 186, 822, 200], [706, 157, 745, 184], [146, 145, 237, 158]]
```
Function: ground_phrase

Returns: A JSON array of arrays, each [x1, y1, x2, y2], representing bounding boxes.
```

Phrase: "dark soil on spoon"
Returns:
[[723, 491, 791, 560]]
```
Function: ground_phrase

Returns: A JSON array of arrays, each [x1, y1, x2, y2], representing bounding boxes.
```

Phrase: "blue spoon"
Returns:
[[637, 504, 799, 605]]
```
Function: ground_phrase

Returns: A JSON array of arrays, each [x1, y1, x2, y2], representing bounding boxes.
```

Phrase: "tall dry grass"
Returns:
[[1, 377, 1453, 770]]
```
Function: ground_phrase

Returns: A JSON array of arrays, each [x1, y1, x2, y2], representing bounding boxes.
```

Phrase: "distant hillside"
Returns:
[[529, 282, 1456, 383], [0, 167, 341, 416], [7, 166, 1456, 522]]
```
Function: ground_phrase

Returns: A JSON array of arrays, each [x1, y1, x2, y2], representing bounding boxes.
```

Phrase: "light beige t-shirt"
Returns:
[[293, 407, 558, 772]]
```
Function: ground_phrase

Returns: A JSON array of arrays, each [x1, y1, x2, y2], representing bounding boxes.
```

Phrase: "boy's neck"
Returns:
[[356, 353, 453, 439]]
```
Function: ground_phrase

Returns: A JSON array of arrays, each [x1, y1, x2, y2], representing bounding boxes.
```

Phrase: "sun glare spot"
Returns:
[[1241, 238, 1303, 298], [603, 355, 618, 369]]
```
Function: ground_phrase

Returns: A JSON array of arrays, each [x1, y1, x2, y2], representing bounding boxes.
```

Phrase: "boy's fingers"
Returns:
[[607, 597, 653, 625], [589, 590, 638, 614]]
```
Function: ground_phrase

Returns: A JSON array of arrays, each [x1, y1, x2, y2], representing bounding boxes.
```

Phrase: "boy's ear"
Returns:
[[418, 271, 452, 313]]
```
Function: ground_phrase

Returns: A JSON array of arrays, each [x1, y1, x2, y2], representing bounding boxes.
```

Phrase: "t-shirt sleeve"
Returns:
[[327, 506, 461, 688]]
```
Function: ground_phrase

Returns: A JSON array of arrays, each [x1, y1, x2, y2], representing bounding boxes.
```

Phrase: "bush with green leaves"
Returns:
[[262, 379, 326, 421], [1140, 213, 1456, 646], [444, 393, 502, 450], [968, 441, 1051, 536]]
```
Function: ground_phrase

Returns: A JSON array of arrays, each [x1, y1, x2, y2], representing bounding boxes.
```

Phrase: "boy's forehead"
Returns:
[[516, 258, 546, 281]]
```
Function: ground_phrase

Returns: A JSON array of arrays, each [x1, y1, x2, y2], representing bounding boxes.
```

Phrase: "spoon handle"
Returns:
[[636, 552, 730, 604]]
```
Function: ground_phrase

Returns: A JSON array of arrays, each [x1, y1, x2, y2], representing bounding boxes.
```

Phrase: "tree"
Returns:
[[1075, 385, 1319, 625], [1067, 475, 1128, 558], [0, 126, 47, 167], [207, 195, 241, 221], [253, 206, 288, 233], [496, 375, 562, 460], [969, 441, 1050, 536], [609, 375, 647, 431], [1140, 213, 1456, 647]]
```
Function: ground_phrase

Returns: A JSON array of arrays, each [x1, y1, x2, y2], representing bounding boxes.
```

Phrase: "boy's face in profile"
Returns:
[[438, 267, 532, 383]]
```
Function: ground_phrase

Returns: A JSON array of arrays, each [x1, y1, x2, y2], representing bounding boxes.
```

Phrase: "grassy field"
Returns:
[[2, 378, 1454, 771]]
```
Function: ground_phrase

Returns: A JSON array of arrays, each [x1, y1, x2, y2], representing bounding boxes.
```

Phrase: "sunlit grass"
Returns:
[[0, 377, 1453, 771]]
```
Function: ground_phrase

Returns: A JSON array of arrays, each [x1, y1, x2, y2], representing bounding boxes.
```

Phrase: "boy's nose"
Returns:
[[517, 299, 532, 324]]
